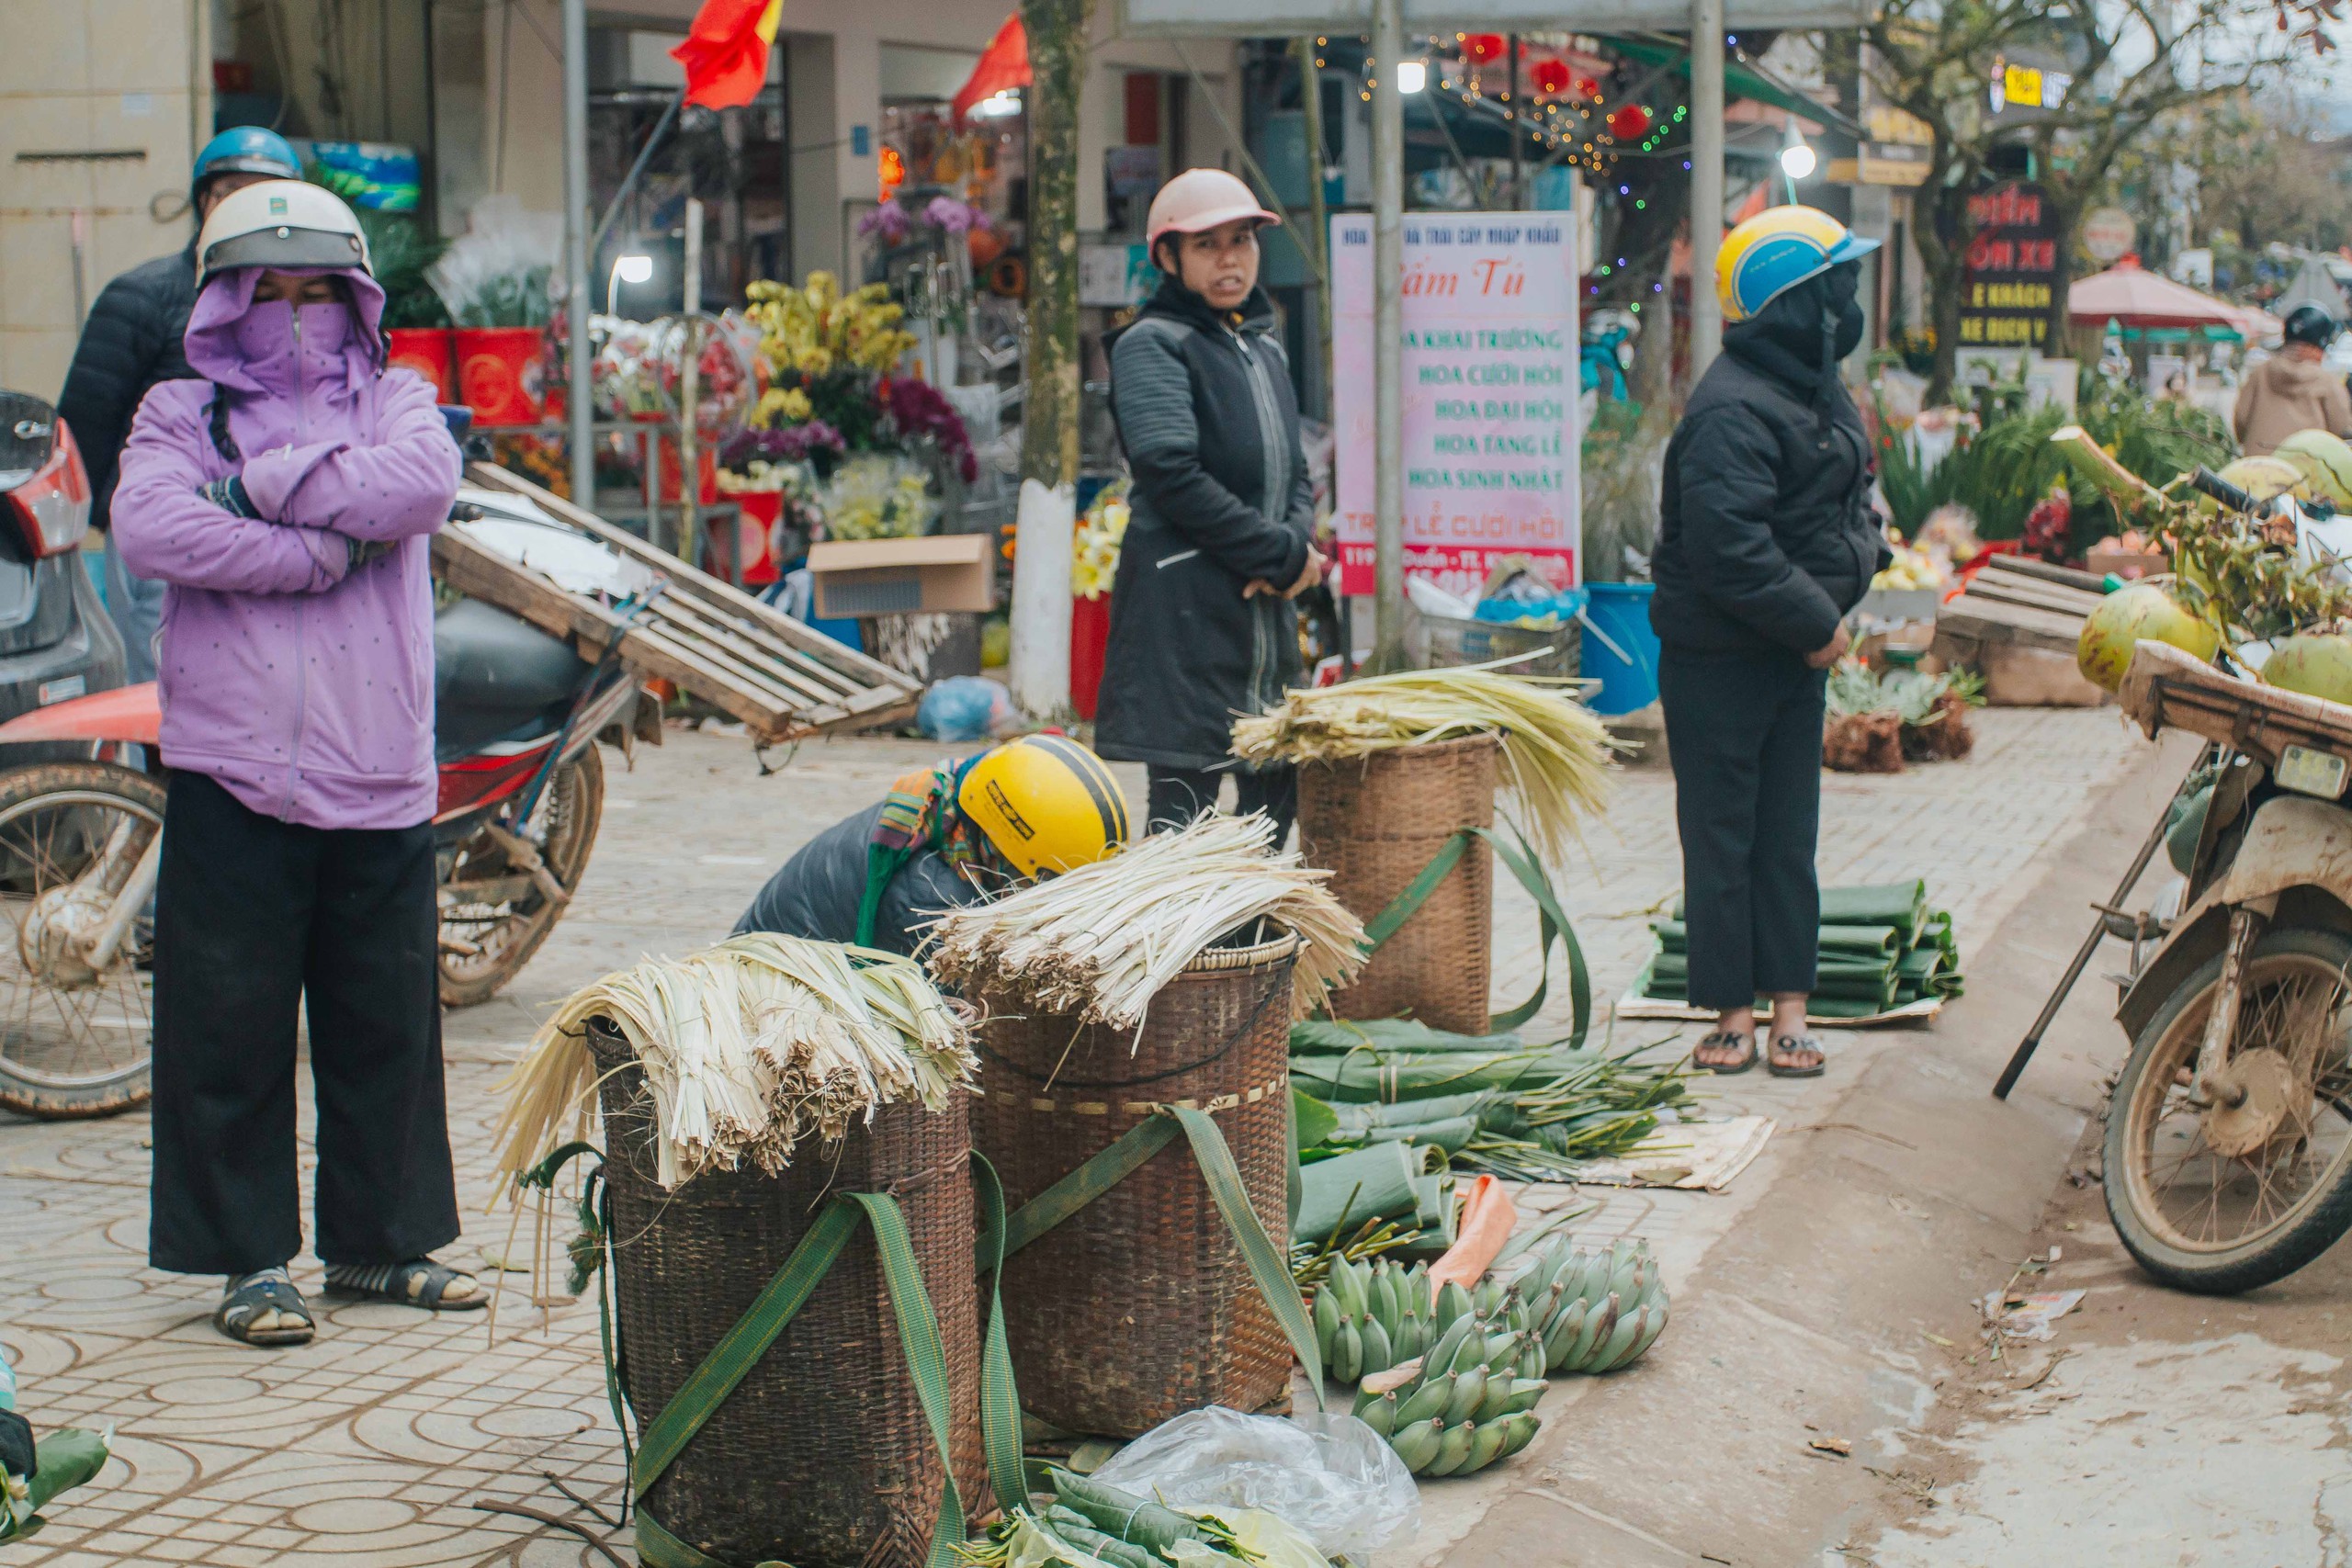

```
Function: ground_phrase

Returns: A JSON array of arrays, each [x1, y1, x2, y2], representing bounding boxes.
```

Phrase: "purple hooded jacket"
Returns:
[[113, 265, 462, 830]]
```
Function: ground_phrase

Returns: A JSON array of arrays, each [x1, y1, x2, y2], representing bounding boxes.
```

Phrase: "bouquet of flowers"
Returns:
[[821, 453, 938, 540], [1072, 482, 1130, 600]]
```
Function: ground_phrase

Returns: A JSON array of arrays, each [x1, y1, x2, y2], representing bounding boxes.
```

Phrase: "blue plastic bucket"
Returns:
[[1582, 582, 1659, 715]]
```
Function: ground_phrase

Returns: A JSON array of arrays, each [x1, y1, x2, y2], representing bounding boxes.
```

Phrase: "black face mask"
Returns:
[[1825, 262, 1865, 359]]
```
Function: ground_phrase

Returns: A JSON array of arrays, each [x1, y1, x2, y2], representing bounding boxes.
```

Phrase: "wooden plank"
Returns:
[[431, 528, 821, 740], [633, 617, 852, 726], [1978, 555, 2107, 593], [1938, 593, 2086, 651], [1961, 578, 2100, 619], [464, 460, 919, 697], [654, 592, 862, 708]]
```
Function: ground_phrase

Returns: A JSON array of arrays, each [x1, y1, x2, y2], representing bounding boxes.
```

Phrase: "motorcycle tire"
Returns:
[[2105, 924, 2352, 1294], [0, 761, 166, 1120], [437, 745, 604, 1008]]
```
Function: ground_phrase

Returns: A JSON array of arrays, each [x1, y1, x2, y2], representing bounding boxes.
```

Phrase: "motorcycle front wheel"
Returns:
[[436, 746, 604, 1007], [0, 761, 164, 1120], [2106, 924, 2352, 1293]]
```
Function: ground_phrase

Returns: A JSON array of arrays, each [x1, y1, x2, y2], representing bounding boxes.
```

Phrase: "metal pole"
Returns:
[[1689, 0, 1724, 378], [562, 0, 594, 505], [1371, 0, 1407, 671], [1507, 34, 1522, 209], [1295, 36, 1331, 422], [680, 197, 705, 575]]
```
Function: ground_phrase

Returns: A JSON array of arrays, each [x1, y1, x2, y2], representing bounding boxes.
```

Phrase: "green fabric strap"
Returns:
[[967, 1154, 1032, 1519], [856, 842, 921, 948], [998, 1106, 1326, 1402], [1357, 825, 1590, 1044]]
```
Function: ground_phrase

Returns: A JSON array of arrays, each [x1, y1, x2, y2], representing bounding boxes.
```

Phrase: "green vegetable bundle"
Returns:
[[1, 1426, 110, 1540], [957, 1471, 1331, 1568], [1348, 1282, 1545, 1477], [1636, 882, 1965, 1015]]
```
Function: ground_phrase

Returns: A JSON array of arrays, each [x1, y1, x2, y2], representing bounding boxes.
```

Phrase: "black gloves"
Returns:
[[197, 474, 259, 518]]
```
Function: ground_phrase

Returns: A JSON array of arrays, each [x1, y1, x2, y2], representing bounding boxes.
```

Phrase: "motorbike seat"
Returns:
[[434, 597, 593, 762]]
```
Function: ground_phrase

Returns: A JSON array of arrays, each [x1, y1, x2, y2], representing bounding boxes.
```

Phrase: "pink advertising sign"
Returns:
[[1330, 212, 1581, 598]]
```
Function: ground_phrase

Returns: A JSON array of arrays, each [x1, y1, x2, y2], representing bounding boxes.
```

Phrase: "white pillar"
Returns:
[[1689, 0, 1725, 380]]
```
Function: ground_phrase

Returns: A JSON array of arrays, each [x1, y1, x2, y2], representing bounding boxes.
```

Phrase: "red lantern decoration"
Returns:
[[1461, 32, 1506, 62], [1605, 103, 1653, 140], [1531, 58, 1572, 96], [1577, 75, 1602, 99]]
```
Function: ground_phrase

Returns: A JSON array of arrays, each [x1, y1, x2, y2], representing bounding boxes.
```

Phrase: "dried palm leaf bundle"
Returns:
[[492, 933, 976, 1191], [1228, 660, 1615, 864], [922, 812, 1365, 1033]]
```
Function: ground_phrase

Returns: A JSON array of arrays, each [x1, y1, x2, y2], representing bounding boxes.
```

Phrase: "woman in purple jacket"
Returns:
[[114, 181, 476, 1346]]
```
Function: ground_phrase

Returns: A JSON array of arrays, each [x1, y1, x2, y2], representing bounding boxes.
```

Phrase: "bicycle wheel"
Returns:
[[2105, 925, 2352, 1293], [0, 761, 164, 1119]]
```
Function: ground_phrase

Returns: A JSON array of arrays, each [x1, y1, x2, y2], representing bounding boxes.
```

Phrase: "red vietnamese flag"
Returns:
[[670, 0, 786, 109]]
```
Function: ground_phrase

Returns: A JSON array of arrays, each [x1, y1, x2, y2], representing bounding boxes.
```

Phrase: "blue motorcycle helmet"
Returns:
[[192, 127, 302, 199]]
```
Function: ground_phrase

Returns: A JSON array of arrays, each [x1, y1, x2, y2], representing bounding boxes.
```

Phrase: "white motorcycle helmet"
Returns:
[[195, 179, 371, 288]]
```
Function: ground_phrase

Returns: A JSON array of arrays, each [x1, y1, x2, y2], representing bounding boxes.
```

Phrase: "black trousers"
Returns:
[[1658, 647, 1827, 1010], [1146, 762, 1298, 846], [148, 772, 458, 1276]]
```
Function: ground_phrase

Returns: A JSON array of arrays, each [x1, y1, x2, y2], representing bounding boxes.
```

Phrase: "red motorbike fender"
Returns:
[[0, 682, 161, 746]]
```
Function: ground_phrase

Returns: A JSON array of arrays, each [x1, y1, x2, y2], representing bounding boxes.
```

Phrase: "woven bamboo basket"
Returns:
[[590, 1020, 985, 1568], [972, 931, 1298, 1438], [1297, 733, 1498, 1034]]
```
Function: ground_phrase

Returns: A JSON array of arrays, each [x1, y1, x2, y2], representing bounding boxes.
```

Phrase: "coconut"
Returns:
[[2198, 455, 2311, 514], [2258, 632, 2352, 706], [2274, 430, 2352, 510], [2076, 582, 2221, 692]]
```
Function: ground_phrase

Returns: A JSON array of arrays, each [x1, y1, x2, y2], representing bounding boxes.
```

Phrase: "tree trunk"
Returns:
[[2041, 192, 2081, 363], [1019, 0, 1092, 489]]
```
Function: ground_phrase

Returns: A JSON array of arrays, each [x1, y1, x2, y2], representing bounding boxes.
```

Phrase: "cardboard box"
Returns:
[[808, 535, 996, 618], [2083, 548, 2165, 582]]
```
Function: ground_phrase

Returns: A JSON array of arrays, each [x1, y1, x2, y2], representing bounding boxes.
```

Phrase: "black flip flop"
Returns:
[[1768, 1033, 1827, 1078], [322, 1258, 488, 1313], [1691, 1030, 1758, 1075]]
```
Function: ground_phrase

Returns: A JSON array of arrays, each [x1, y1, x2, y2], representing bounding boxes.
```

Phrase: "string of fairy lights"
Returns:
[[1308, 31, 1692, 177]]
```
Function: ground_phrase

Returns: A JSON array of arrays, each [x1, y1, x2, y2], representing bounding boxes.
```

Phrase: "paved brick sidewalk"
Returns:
[[0, 709, 2145, 1567]]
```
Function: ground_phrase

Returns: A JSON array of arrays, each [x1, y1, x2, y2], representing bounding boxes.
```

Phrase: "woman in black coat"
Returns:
[[1095, 169, 1324, 840], [1651, 208, 1888, 1078]]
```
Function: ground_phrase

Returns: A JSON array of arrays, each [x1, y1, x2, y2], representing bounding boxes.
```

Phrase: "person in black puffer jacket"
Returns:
[[1097, 169, 1323, 843], [1652, 206, 1891, 1082], [55, 127, 300, 682]]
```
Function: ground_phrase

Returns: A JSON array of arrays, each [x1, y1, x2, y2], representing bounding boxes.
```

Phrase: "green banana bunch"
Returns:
[[1520, 1236, 1670, 1375], [1310, 1255, 1438, 1384], [1350, 1297, 1546, 1479]]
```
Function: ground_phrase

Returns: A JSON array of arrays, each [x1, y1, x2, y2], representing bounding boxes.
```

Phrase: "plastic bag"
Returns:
[[1090, 1407, 1419, 1561], [916, 676, 1014, 741]]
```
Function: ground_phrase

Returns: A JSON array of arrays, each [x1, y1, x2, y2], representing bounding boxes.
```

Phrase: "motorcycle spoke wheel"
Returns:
[[436, 747, 603, 1008], [2110, 929, 2352, 1290], [0, 764, 164, 1119]]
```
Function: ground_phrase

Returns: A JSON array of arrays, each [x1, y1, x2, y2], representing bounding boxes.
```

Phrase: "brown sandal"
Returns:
[[1692, 1030, 1758, 1075]]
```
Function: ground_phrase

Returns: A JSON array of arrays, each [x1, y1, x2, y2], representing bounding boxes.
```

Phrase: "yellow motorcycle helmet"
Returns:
[[958, 735, 1130, 878], [1716, 204, 1880, 325]]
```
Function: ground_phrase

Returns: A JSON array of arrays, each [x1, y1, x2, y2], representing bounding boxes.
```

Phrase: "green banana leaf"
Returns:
[[1290, 1018, 1527, 1055], [1292, 1090, 1340, 1152], [1648, 919, 1902, 960], [1650, 953, 1894, 987], [0, 1427, 109, 1542], [1671, 881, 1930, 944], [1329, 1089, 1494, 1131], [1319, 1114, 1479, 1155], [1295, 1143, 1449, 1242], [1049, 1472, 1210, 1553], [1290, 1048, 1583, 1102]]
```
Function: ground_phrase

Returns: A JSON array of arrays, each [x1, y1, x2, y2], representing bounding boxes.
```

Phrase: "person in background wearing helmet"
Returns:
[[2233, 303, 2352, 457], [111, 180, 470, 1348], [732, 735, 1130, 953], [1094, 168, 1323, 842], [58, 127, 306, 684], [1652, 206, 1889, 1081]]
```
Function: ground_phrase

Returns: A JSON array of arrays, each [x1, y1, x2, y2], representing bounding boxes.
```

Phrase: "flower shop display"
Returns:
[[820, 453, 939, 540]]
